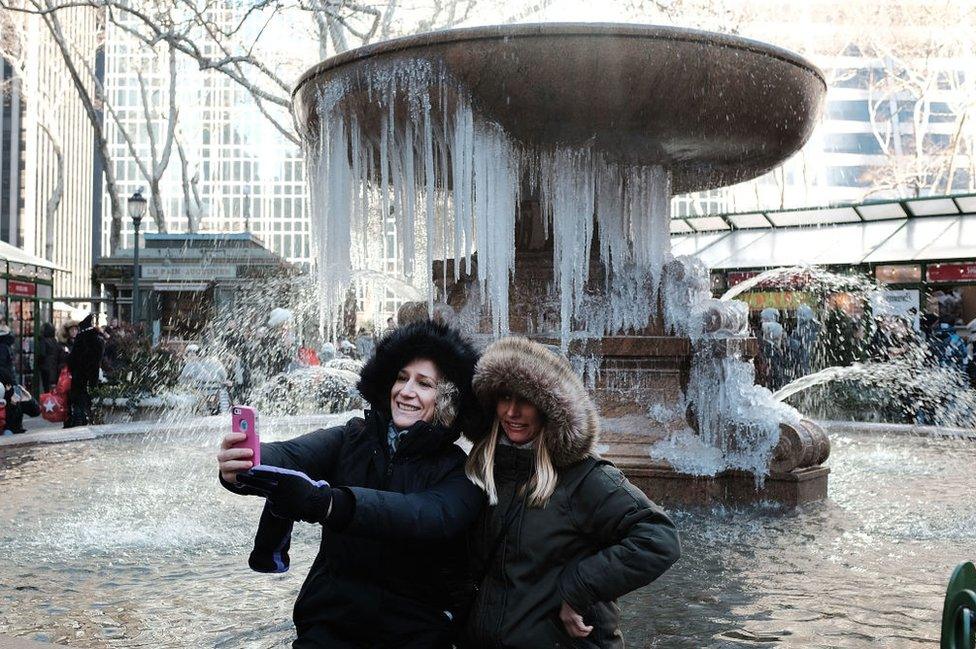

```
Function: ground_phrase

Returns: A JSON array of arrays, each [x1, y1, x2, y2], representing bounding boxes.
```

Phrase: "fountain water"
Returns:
[[292, 23, 831, 505]]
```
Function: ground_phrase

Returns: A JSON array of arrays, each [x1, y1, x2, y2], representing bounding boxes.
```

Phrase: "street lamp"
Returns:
[[127, 189, 147, 327]]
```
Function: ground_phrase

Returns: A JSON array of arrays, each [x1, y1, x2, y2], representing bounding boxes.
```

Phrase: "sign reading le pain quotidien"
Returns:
[[141, 264, 237, 280]]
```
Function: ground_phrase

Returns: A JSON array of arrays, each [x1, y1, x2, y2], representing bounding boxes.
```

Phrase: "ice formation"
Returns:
[[303, 60, 672, 343], [301, 59, 798, 480]]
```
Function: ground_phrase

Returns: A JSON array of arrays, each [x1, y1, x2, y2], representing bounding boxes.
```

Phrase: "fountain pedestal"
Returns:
[[434, 246, 831, 508], [298, 23, 831, 508]]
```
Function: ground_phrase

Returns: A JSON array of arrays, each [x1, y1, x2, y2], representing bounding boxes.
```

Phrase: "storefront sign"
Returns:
[[142, 264, 237, 281], [926, 262, 976, 283], [875, 264, 921, 284], [738, 291, 815, 310], [8, 280, 36, 297], [727, 271, 761, 287], [868, 289, 920, 328]]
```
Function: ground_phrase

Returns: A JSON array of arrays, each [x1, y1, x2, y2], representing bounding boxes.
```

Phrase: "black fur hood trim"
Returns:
[[356, 320, 484, 437]]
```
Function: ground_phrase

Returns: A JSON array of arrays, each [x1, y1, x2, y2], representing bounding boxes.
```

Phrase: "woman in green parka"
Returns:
[[464, 337, 681, 649]]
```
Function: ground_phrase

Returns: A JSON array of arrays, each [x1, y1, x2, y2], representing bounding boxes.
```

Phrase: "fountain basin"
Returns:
[[293, 23, 826, 193], [1, 425, 971, 646]]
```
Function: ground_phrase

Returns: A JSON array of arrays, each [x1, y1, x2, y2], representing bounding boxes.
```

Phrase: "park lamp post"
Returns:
[[127, 189, 147, 327]]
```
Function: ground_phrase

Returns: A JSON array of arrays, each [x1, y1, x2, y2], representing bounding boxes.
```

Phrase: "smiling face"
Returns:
[[389, 358, 441, 429], [496, 394, 544, 445]]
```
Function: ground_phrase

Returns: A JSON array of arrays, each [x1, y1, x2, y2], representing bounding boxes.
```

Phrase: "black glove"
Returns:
[[236, 466, 333, 524]]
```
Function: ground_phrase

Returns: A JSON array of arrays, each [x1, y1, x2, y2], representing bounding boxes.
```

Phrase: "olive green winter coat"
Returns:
[[464, 337, 681, 649]]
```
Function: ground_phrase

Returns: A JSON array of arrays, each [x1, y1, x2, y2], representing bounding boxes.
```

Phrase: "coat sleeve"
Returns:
[[258, 424, 346, 480], [218, 424, 347, 496], [557, 463, 681, 613], [337, 459, 485, 541]]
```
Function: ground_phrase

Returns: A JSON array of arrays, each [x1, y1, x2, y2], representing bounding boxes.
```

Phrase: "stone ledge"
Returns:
[[621, 464, 830, 508]]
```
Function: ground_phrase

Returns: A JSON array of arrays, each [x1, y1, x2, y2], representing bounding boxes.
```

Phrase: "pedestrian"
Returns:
[[761, 320, 786, 390], [65, 313, 105, 428], [216, 320, 486, 648], [354, 327, 375, 361], [463, 337, 681, 648], [3, 383, 40, 434], [931, 321, 968, 371], [0, 324, 16, 388], [58, 320, 79, 351], [37, 322, 62, 393], [787, 304, 819, 380]]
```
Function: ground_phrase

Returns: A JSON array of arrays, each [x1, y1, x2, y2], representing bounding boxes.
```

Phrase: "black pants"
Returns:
[[67, 379, 92, 428]]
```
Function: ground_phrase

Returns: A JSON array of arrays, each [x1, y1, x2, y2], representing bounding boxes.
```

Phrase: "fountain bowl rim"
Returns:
[[291, 21, 826, 100]]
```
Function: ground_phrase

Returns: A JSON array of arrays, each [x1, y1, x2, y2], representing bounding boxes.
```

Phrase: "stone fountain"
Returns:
[[292, 23, 831, 506]]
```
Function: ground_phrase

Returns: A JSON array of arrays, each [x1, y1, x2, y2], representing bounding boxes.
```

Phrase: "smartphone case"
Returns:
[[231, 405, 260, 466]]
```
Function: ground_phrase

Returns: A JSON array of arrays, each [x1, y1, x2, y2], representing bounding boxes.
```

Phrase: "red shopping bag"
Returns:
[[40, 392, 68, 423], [55, 367, 71, 396]]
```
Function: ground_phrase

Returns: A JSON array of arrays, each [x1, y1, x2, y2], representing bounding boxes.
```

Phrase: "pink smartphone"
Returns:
[[231, 405, 260, 467]]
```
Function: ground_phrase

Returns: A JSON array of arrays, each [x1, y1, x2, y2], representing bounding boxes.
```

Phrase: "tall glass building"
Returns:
[[100, 7, 311, 264]]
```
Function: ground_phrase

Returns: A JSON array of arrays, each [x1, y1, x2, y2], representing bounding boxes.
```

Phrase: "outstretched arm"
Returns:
[[217, 424, 346, 492], [329, 465, 485, 542]]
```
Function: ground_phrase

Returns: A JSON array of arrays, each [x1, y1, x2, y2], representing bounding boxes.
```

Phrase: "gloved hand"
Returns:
[[236, 466, 333, 524]]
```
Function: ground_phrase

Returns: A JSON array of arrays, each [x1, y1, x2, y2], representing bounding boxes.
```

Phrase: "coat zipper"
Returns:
[[494, 489, 528, 648]]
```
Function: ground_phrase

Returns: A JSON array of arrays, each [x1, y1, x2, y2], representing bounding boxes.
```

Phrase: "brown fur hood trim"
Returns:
[[471, 337, 599, 466]]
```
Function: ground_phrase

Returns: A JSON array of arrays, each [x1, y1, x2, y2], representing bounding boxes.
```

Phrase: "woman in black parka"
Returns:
[[217, 320, 486, 648], [37, 322, 62, 393], [464, 337, 681, 649]]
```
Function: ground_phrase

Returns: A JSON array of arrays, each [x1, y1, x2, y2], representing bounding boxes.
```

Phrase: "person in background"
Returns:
[[58, 320, 80, 351], [385, 316, 397, 334], [0, 324, 16, 389], [65, 313, 105, 428], [37, 322, 62, 393], [354, 328, 376, 361], [3, 383, 40, 434], [787, 304, 819, 380], [319, 341, 337, 364], [931, 320, 968, 372], [338, 337, 358, 359]]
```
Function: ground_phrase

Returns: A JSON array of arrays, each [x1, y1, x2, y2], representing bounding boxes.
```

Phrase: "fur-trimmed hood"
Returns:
[[471, 337, 599, 467], [356, 320, 483, 437]]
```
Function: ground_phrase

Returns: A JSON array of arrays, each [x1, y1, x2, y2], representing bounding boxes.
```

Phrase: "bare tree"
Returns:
[[87, 40, 180, 232], [176, 133, 204, 232]]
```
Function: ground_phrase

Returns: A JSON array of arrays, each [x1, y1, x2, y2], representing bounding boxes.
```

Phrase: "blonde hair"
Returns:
[[465, 418, 558, 508]]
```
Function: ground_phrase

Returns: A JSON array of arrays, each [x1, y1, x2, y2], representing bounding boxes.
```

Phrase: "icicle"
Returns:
[[423, 106, 436, 315]]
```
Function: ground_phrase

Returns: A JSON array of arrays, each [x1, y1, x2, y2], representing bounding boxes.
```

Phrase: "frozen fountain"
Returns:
[[292, 23, 831, 505]]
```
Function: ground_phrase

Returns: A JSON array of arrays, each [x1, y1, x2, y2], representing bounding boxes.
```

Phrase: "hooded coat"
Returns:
[[67, 314, 104, 385], [222, 321, 486, 648], [38, 323, 63, 391], [464, 337, 681, 649], [0, 328, 15, 387]]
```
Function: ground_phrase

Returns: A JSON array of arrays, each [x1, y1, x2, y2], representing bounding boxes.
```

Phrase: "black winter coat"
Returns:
[[67, 328, 104, 384], [464, 445, 681, 649], [256, 410, 484, 646], [38, 324, 62, 389], [0, 333, 15, 386]]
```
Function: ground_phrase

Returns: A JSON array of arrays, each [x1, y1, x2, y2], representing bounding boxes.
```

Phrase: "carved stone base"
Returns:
[[616, 461, 829, 507], [602, 419, 831, 507]]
